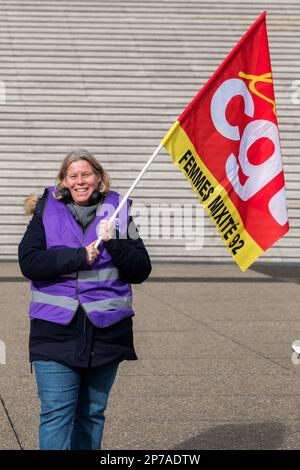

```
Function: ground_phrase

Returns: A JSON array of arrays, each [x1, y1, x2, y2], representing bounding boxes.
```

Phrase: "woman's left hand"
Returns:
[[98, 219, 115, 242], [85, 240, 100, 265]]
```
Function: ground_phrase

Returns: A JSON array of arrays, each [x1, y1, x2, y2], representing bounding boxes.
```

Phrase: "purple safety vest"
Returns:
[[29, 187, 133, 328]]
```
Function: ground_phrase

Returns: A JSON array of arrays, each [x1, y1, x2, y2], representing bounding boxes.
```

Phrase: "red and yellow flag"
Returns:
[[162, 12, 289, 271]]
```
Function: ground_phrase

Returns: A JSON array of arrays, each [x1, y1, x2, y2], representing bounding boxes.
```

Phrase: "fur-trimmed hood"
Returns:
[[24, 193, 40, 216]]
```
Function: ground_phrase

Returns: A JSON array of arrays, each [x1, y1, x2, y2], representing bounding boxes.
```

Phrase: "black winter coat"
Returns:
[[18, 190, 152, 368]]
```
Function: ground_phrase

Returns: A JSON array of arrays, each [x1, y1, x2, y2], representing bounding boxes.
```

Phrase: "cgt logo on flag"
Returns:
[[211, 72, 285, 222], [162, 11, 289, 271]]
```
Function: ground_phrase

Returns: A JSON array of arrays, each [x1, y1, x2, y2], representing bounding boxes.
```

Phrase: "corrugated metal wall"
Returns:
[[0, 0, 299, 263]]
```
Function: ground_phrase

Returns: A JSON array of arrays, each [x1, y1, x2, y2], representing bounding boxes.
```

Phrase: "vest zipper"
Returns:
[[77, 216, 97, 333]]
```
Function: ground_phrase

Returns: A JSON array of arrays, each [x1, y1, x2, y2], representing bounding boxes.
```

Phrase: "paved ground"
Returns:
[[0, 262, 300, 450]]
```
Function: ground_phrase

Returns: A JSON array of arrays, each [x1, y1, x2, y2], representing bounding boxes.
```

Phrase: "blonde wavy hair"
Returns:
[[55, 149, 110, 199]]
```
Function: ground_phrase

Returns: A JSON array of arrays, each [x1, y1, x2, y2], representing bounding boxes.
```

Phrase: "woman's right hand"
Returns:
[[85, 240, 100, 265]]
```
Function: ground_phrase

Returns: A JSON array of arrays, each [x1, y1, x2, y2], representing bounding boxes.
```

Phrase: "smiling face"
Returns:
[[63, 160, 101, 205]]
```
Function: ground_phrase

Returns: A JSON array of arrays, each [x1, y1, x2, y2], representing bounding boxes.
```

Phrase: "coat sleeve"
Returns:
[[18, 199, 89, 281], [104, 218, 152, 284]]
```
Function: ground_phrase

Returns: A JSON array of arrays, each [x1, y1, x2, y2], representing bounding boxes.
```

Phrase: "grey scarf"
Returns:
[[67, 201, 99, 231]]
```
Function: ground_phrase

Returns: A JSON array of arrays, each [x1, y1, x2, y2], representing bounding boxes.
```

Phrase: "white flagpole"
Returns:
[[94, 142, 163, 248]]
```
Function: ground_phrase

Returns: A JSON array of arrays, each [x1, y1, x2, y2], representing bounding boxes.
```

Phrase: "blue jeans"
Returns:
[[33, 360, 118, 450]]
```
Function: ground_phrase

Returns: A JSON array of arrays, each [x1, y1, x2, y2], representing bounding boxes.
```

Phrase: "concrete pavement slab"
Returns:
[[113, 370, 300, 398], [138, 281, 300, 322], [120, 357, 293, 378], [0, 376, 39, 450], [103, 417, 291, 450], [0, 282, 30, 304], [133, 292, 200, 331], [0, 401, 20, 450], [0, 263, 23, 278], [204, 320, 300, 344], [1, 263, 300, 450], [106, 394, 300, 426], [0, 302, 31, 378], [134, 330, 252, 360]]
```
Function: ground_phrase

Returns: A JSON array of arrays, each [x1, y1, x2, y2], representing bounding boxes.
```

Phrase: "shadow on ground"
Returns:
[[250, 264, 300, 284], [175, 421, 286, 449]]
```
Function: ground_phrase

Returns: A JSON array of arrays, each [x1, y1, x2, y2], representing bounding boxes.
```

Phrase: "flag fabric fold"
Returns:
[[162, 11, 289, 271]]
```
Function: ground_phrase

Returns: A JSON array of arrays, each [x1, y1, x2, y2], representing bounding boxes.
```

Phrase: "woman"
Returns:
[[18, 149, 151, 450]]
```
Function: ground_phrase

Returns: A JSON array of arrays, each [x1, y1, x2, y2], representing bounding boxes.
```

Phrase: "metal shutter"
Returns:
[[0, 0, 299, 264]]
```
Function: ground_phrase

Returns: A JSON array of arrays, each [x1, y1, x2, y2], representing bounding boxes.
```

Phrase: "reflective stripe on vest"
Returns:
[[82, 296, 133, 313], [31, 291, 132, 313], [78, 268, 120, 282], [31, 291, 79, 311], [59, 268, 120, 282]]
